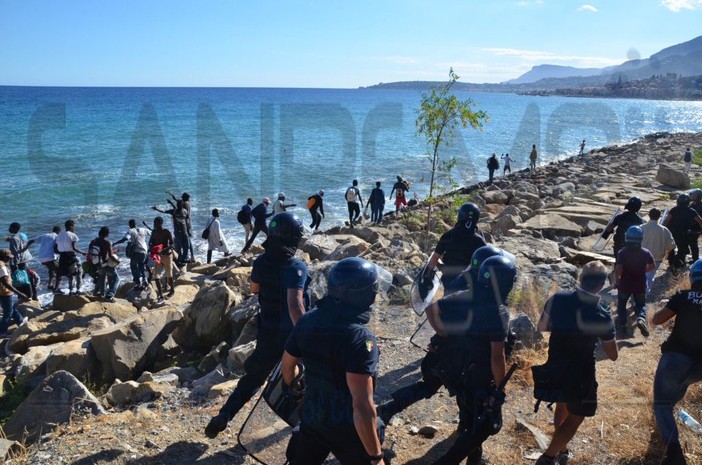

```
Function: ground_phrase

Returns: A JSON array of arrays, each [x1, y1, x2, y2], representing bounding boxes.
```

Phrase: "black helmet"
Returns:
[[624, 197, 642, 212], [457, 203, 480, 230], [690, 189, 702, 202], [477, 255, 517, 303], [328, 257, 379, 309], [690, 259, 702, 284], [677, 193, 691, 207], [268, 212, 304, 249]]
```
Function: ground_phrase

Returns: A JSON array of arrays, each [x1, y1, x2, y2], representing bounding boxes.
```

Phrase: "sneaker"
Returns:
[[557, 450, 570, 465], [53, 289, 64, 295], [661, 441, 686, 465], [205, 414, 229, 439], [467, 446, 487, 465], [156, 297, 165, 304], [74, 291, 84, 296], [167, 289, 175, 298], [20, 317, 28, 326], [637, 318, 650, 338], [104, 294, 115, 302], [535, 454, 558, 465]]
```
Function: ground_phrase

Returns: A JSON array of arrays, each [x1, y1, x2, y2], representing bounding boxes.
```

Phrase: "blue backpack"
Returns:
[[12, 269, 30, 287]]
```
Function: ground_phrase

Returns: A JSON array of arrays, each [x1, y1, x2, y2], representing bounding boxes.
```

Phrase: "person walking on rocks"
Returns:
[[307, 190, 325, 231], [683, 147, 693, 173], [688, 189, 702, 262], [534, 261, 618, 465], [283, 257, 386, 465], [601, 196, 644, 257], [641, 209, 675, 294], [345, 180, 364, 228], [6, 222, 32, 272], [149, 216, 175, 302], [93, 226, 120, 301], [369, 181, 385, 224], [390, 176, 410, 215], [579, 140, 586, 156], [0, 249, 28, 337], [205, 209, 231, 264], [237, 198, 254, 244], [529, 144, 538, 171], [27, 225, 61, 291], [424, 203, 486, 290], [205, 212, 307, 439], [272, 192, 296, 214], [613, 226, 655, 339], [487, 153, 499, 183], [152, 199, 190, 265], [114, 219, 150, 289], [501, 153, 512, 176], [241, 197, 273, 254], [54, 220, 86, 295], [651, 259, 702, 465], [663, 193, 702, 271]]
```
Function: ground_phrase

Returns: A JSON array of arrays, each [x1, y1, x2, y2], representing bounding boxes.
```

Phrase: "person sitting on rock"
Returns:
[[613, 226, 655, 339], [663, 193, 702, 271], [601, 196, 644, 258]]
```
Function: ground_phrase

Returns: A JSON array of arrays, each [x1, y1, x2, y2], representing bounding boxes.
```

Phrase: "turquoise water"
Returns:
[[2, 86, 701, 258]]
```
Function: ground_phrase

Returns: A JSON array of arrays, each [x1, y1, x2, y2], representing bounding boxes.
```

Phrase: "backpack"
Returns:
[[88, 239, 102, 265], [402, 180, 410, 191], [237, 208, 249, 225], [125, 241, 135, 258], [345, 187, 357, 202], [11, 269, 30, 287], [307, 197, 316, 209]]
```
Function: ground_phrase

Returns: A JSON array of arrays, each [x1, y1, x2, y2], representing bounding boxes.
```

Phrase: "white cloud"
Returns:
[[482, 47, 622, 67], [578, 4, 598, 12], [516, 0, 544, 7], [661, 0, 702, 11]]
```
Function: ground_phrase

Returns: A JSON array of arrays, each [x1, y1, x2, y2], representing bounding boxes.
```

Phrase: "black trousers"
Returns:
[[689, 231, 700, 261], [309, 209, 323, 230], [347, 202, 361, 224], [241, 222, 269, 252], [218, 327, 286, 419], [288, 422, 385, 465], [669, 231, 690, 268]]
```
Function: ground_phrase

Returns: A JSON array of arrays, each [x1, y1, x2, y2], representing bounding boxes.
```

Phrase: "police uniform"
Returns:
[[540, 290, 615, 417], [432, 293, 510, 465], [286, 295, 382, 465], [666, 205, 701, 266], [217, 251, 307, 420], [689, 201, 702, 261], [434, 227, 486, 289], [607, 211, 643, 257], [653, 288, 702, 445]]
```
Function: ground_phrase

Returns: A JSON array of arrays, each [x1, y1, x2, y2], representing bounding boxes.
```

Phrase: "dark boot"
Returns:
[[662, 441, 687, 465]]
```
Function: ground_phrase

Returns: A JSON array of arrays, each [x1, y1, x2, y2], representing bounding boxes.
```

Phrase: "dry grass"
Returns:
[[509, 279, 558, 327]]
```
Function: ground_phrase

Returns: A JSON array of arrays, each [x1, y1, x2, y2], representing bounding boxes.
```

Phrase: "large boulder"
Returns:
[[481, 190, 509, 205], [51, 294, 92, 312], [75, 300, 138, 323], [13, 344, 55, 387], [45, 338, 94, 380], [656, 164, 690, 189], [168, 284, 200, 307], [228, 340, 257, 370], [225, 267, 253, 291], [325, 241, 370, 261], [300, 234, 340, 261], [105, 379, 175, 407], [520, 213, 583, 239], [172, 282, 242, 350], [90, 306, 183, 382], [3, 371, 105, 443], [8, 318, 84, 355]]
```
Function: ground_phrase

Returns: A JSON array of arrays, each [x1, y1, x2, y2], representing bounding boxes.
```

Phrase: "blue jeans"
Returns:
[[0, 294, 22, 333], [616, 291, 646, 329], [174, 228, 189, 263], [96, 266, 120, 297], [654, 351, 702, 443], [371, 206, 384, 223], [130, 252, 147, 284]]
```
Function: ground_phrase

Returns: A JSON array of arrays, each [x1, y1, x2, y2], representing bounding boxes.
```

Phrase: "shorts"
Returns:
[[154, 252, 173, 279], [566, 380, 598, 417], [42, 259, 59, 273], [395, 197, 407, 207]]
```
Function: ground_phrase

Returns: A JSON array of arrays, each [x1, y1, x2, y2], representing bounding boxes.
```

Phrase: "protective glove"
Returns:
[[417, 267, 436, 301], [481, 390, 506, 435]]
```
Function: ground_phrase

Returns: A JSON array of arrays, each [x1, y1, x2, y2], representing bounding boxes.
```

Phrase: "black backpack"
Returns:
[[237, 208, 249, 225]]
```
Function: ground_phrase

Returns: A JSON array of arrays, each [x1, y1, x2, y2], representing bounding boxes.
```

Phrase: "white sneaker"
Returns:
[[20, 317, 29, 326]]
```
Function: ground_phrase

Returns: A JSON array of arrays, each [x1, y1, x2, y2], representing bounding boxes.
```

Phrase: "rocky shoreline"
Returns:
[[1, 131, 701, 464]]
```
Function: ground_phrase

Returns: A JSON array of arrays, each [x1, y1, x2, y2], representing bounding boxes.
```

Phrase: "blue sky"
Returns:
[[1, 0, 701, 87]]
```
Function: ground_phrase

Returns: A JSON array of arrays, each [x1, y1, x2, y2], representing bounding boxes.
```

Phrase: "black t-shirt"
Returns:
[[435, 227, 487, 287], [661, 290, 702, 360], [251, 253, 307, 333], [544, 290, 615, 381], [690, 202, 702, 233], [611, 211, 643, 244], [286, 297, 379, 427], [667, 205, 701, 234]]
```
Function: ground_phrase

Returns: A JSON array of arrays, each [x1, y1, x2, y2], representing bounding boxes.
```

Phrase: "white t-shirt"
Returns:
[[56, 231, 80, 253], [124, 227, 150, 254], [34, 232, 58, 263], [0, 263, 12, 296]]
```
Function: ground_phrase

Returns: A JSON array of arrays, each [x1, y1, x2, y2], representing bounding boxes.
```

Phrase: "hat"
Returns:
[[278, 192, 286, 199], [263, 197, 271, 204], [319, 189, 325, 196]]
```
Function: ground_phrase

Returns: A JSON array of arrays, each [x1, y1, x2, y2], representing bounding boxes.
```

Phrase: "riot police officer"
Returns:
[[602, 196, 644, 258], [430, 255, 515, 465], [663, 193, 702, 270], [282, 257, 386, 465], [425, 202, 486, 290], [205, 212, 307, 438], [687, 189, 702, 262]]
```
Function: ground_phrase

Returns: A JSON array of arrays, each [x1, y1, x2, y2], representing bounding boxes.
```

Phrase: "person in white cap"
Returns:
[[272, 192, 296, 214]]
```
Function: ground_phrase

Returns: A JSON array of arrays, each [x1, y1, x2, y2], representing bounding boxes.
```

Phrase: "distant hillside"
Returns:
[[363, 34, 702, 94], [505, 64, 604, 84]]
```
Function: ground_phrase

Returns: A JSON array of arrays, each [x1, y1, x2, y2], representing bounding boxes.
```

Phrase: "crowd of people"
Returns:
[[2, 181, 702, 464]]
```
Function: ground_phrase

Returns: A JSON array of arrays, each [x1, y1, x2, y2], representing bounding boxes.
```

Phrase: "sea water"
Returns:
[[1, 86, 701, 292]]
